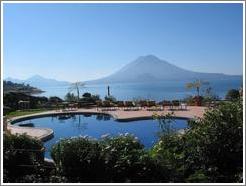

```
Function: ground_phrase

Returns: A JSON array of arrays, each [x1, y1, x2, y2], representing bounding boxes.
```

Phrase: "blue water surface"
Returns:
[[38, 78, 242, 101], [15, 114, 188, 158]]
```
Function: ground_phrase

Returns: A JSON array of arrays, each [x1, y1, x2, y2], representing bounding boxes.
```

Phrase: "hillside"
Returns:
[[5, 75, 70, 88], [87, 55, 241, 84], [3, 80, 44, 95]]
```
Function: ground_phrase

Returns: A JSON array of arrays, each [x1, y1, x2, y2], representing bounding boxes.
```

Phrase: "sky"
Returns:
[[3, 3, 244, 82]]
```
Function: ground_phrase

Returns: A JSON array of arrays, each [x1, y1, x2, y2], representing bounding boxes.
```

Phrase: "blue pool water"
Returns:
[[15, 114, 188, 158]]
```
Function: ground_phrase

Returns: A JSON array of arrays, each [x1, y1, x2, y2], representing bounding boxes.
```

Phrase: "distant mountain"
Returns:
[[5, 75, 70, 88], [87, 55, 242, 84]]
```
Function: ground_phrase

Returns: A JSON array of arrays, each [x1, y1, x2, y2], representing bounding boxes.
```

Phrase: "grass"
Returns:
[[6, 109, 52, 118]]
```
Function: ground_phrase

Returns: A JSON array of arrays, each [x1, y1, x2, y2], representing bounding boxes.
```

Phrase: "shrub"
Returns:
[[64, 93, 77, 102], [184, 100, 243, 182], [104, 95, 117, 103], [49, 96, 63, 103], [82, 92, 91, 98], [100, 134, 166, 182], [151, 134, 185, 182], [225, 89, 240, 101], [51, 134, 167, 183], [185, 170, 208, 183], [91, 94, 100, 101], [3, 133, 46, 182], [51, 137, 105, 182], [80, 93, 100, 104], [100, 134, 143, 182], [152, 100, 243, 183]]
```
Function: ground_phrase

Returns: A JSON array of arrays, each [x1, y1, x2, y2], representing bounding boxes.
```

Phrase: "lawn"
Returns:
[[6, 109, 52, 118]]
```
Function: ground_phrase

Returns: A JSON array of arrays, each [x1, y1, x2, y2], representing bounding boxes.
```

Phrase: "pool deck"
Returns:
[[7, 106, 207, 141]]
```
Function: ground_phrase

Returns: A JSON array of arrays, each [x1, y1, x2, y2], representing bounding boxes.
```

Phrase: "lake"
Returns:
[[38, 78, 242, 101], [14, 113, 188, 158]]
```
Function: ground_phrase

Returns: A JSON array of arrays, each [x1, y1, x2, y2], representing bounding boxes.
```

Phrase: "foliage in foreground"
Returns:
[[152, 99, 243, 183], [225, 89, 240, 101], [3, 100, 243, 183], [51, 135, 167, 182], [3, 134, 47, 183], [184, 99, 243, 182]]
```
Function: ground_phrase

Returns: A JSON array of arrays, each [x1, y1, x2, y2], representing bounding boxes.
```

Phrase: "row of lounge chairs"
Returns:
[[96, 100, 188, 111]]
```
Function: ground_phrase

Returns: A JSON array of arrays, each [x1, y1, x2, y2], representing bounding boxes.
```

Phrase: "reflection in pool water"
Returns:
[[15, 113, 188, 158]]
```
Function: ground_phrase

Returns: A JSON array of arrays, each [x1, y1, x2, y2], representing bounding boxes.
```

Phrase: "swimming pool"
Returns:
[[14, 113, 188, 158]]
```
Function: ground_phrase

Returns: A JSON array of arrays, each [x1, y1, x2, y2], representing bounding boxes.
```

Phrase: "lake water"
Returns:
[[14, 114, 188, 158], [38, 78, 242, 101]]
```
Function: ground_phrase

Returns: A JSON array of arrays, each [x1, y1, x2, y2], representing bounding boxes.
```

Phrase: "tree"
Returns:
[[184, 100, 243, 182], [153, 112, 175, 136], [203, 86, 220, 103], [104, 95, 117, 103], [83, 92, 91, 98], [49, 96, 63, 103], [225, 89, 240, 101], [65, 93, 77, 102], [186, 79, 209, 97], [68, 82, 85, 101]]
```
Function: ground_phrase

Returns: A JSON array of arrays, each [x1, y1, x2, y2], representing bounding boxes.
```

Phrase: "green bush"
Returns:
[[82, 92, 91, 98], [151, 134, 185, 182], [64, 92, 77, 102], [51, 137, 105, 182], [100, 134, 144, 182], [100, 134, 170, 182], [104, 95, 117, 103], [80, 93, 100, 103], [225, 89, 240, 101], [184, 100, 243, 182], [3, 133, 46, 182], [152, 100, 243, 183], [51, 134, 167, 183]]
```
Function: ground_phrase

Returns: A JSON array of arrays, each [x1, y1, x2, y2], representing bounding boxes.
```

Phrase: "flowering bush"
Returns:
[[51, 134, 167, 182], [51, 136, 105, 182]]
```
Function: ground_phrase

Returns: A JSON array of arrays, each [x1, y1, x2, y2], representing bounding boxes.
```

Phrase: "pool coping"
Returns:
[[7, 106, 206, 142]]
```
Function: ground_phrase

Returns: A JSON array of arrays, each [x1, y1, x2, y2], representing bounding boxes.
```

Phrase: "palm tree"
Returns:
[[186, 79, 209, 97], [69, 82, 85, 100]]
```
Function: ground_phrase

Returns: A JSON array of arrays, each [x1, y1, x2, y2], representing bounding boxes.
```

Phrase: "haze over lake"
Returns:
[[6, 55, 242, 101], [37, 78, 241, 101]]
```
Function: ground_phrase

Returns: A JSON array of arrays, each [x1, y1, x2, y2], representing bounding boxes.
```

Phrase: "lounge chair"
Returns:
[[172, 100, 180, 110], [147, 101, 156, 107], [103, 101, 110, 107], [147, 106, 164, 111], [116, 101, 125, 110], [162, 101, 172, 110], [131, 107, 141, 111], [139, 100, 148, 108], [125, 101, 135, 107], [180, 102, 188, 110]]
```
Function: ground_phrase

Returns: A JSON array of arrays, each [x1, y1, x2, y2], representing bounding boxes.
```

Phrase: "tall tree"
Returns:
[[186, 79, 209, 97], [69, 82, 85, 100]]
